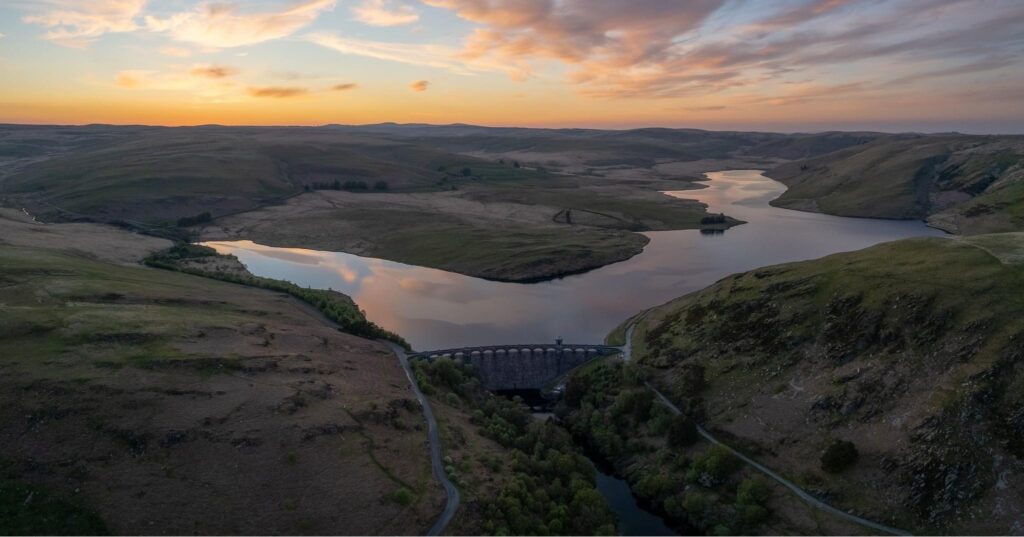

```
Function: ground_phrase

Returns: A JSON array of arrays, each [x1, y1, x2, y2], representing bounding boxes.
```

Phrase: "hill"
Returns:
[[768, 135, 1024, 234], [0, 125, 540, 228], [0, 209, 444, 534], [621, 233, 1024, 534]]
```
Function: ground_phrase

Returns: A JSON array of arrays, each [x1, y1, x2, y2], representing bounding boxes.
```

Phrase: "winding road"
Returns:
[[621, 325, 911, 536], [383, 341, 460, 536]]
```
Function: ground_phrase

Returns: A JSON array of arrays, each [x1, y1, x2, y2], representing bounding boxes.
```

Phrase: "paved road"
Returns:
[[383, 341, 460, 536], [621, 325, 910, 536]]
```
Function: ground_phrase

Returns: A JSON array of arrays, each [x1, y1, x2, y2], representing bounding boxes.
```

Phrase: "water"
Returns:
[[203, 170, 945, 351], [594, 466, 677, 535]]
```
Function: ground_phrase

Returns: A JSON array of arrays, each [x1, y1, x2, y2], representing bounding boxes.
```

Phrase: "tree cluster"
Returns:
[[412, 359, 616, 535], [560, 360, 773, 534]]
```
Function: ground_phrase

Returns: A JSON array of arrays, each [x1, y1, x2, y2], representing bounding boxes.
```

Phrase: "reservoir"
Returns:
[[204, 170, 945, 351]]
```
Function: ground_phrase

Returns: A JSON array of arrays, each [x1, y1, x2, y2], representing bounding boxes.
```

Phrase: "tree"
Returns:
[[176, 212, 212, 227], [461, 167, 472, 177], [736, 475, 770, 506], [373, 181, 389, 191], [821, 440, 858, 473], [667, 414, 698, 447]]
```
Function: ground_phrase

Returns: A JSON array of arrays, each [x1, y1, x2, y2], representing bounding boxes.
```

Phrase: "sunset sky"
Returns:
[[1, 0, 1022, 132]]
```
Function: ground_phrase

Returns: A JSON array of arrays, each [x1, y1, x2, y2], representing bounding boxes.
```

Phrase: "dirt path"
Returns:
[[622, 325, 911, 536]]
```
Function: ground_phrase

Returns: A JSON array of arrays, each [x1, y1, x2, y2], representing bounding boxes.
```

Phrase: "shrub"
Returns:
[[692, 445, 739, 484], [667, 414, 698, 447], [821, 440, 858, 473], [373, 181, 389, 191], [342, 180, 369, 191], [736, 475, 770, 506], [390, 487, 413, 506], [740, 504, 769, 525], [176, 211, 212, 227], [700, 213, 727, 225]]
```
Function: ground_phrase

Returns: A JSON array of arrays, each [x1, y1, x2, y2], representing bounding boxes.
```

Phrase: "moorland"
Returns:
[[2, 123, 1024, 535]]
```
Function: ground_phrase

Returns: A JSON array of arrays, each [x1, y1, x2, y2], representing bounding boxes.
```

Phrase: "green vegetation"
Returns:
[[559, 359, 773, 534], [699, 213, 728, 225], [626, 233, 1024, 533], [144, 244, 408, 347], [0, 235, 441, 534], [413, 358, 616, 535], [0, 480, 107, 535], [769, 134, 1024, 233], [389, 487, 414, 506], [176, 211, 212, 227]]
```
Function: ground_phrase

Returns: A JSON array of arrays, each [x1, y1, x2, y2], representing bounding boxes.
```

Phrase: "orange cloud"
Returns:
[[190, 65, 238, 79], [409, 80, 429, 92], [248, 86, 310, 98], [331, 83, 359, 91]]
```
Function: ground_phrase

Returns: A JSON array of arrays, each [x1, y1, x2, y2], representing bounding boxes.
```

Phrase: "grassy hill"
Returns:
[[0, 125, 544, 228], [0, 213, 445, 534], [621, 233, 1024, 534], [768, 135, 1024, 233]]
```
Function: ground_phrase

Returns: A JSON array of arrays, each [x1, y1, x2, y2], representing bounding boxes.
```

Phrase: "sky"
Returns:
[[1, 0, 1022, 133]]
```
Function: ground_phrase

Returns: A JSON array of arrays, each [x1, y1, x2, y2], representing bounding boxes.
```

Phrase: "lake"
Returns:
[[204, 170, 945, 351]]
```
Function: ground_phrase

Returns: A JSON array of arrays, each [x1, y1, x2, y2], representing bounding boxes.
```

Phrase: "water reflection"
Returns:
[[204, 170, 945, 350]]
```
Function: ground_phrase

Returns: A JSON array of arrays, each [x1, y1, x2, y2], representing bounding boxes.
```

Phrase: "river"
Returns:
[[204, 170, 945, 351]]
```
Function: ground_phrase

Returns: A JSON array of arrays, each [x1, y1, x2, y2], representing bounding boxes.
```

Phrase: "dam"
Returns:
[[409, 343, 621, 391]]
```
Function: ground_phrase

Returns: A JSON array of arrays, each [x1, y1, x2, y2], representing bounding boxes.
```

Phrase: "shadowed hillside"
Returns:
[[622, 233, 1024, 534]]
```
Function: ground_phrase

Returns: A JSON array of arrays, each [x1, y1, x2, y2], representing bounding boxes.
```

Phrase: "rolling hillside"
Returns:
[[768, 135, 1024, 233], [0, 210, 444, 534], [624, 233, 1024, 534]]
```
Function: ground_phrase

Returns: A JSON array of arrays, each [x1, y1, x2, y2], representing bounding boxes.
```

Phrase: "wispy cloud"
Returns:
[[145, 0, 336, 48], [22, 0, 146, 47], [331, 83, 359, 91], [352, 0, 419, 26], [421, 0, 1024, 100], [190, 64, 238, 79], [409, 80, 429, 92], [305, 32, 497, 75], [248, 86, 309, 98]]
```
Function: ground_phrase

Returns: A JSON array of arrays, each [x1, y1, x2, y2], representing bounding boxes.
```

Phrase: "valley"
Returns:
[[2, 124, 1023, 535]]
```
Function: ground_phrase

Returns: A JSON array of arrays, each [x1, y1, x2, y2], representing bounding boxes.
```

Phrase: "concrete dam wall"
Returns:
[[410, 344, 621, 391]]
